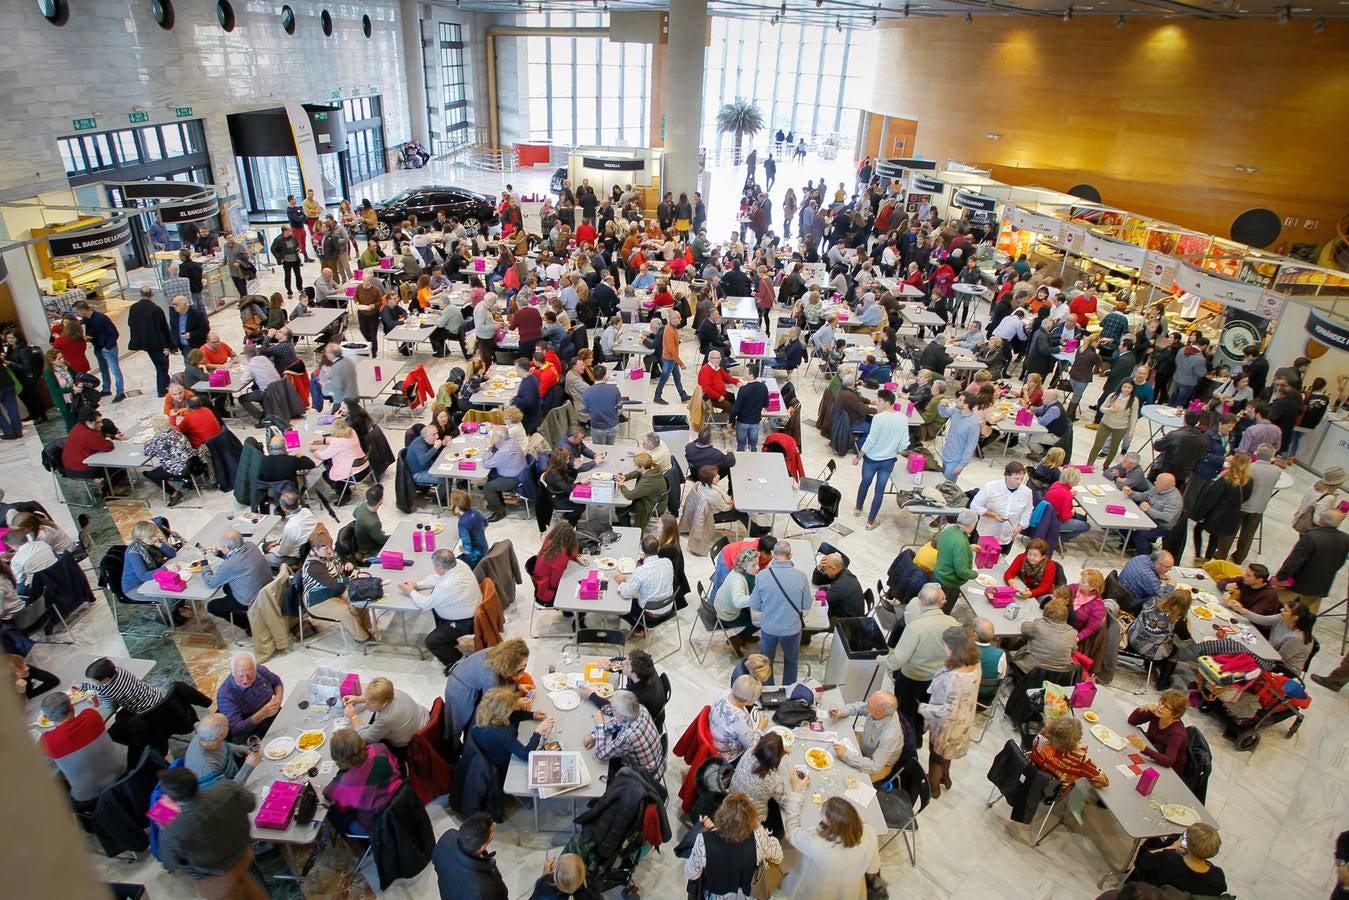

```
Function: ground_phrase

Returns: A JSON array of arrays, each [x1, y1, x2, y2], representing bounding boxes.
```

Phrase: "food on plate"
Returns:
[[464, 448, 480, 457], [430, 523, 444, 534], [1089, 724, 1127, 750], [811, 793, 823, 805], [975, 574, 996, 587], [1192, 607, 1214, 620], [845, 776, 860, 789], [1160, 803, 1201, 826], [296, 730, 326, 751], [36, 714, 53, 728], [543, 672, 570, 692], [768, 726, 795, 751], [593, 683, 614, 699], [595, 557, 618, 570], [617, 558, 637, 575], [282, 750, 322, 779], [806, 748, 832, 770], [264, 737, 296, 760], [68, 687, 91, 704], [1083, 711, 1099, 723]]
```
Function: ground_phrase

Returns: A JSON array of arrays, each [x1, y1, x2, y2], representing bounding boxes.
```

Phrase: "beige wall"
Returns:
[[867, 18, 1349, 249]]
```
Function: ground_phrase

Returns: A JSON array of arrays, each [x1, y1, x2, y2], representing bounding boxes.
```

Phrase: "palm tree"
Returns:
[[715, 99, 764, 165]]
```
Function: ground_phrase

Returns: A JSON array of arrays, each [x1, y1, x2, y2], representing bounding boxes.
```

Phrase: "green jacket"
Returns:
[[621, 468, 667, 533], [353, 503, 389, 556], [934, 524, 978, 589]]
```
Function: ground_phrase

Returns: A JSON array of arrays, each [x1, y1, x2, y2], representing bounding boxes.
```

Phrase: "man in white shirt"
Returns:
[[6, 533, 57, 590], [1047, 295, 1071, 324], [312, 268, 341, 307], [991, 309, 1027, 344], [263, 491, 316, 565], [401, 549, 483, 672], [616, 534, 675, 630], [970, 461, 1035, 552]]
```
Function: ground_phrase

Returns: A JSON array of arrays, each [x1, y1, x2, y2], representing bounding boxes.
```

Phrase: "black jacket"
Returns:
[[593, 283, 619, 318], [1025, 328, 1059, 377], [177, 258, 204, 293], [730, 380, 770, 426], [1191, 477, 1251, 537], [986, 740, 1058, 825], [573, 766, 671, 867], [432, 829, 508, 900], [28, 550, 95, 620], [1102, 350, 1137, 394], [1277, 524, 1349, 598], [529, 874, 603, 900], [370, 782, 435, 890], [92, 748, 168, 857], [685, 441, 734, 479], [448, 729, 505, 822], [917, 340, 953, 374], [395, 448, 417, 514], [168, 305, 209, 351], [722, 268, 752, 297], [1152, 425, 1209, 486], [127, 298, 172, 353]]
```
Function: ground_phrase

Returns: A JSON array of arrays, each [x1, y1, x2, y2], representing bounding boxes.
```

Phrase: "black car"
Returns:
[[372, 185, 497, 238], [549, 167, 568, 194]]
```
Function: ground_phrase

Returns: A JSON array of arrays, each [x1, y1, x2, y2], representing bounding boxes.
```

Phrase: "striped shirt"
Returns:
[[89, 667, 165, 715], [1028, 733, 1105, 788], [592, 706, 666, 780]]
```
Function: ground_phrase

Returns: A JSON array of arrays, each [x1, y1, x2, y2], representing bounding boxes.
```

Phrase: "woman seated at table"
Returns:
[[428, 405, 456, 441], [163, 382, 195, 423], [540, 449, 582, 525], [1045, 467, 1091, 543], [1028, 716, 1110, 789], [1002, 538, 1060, 602], [1126, 690, 1190, 776], [322, 728, 404, 835], [684, 791, 784, 898], [1027, 447, 1065, 493], [1215, 597, 1315, 673], [780, 780, 881, 900], [728, 731, 791, 830], [716, 548, 762, 657], [120, 520, 186, 615], [312, 417, 370, 493], [730, 652, 775, 688], [357, 238, 385, 269], [1011, 591, 1078, 677], [1072, 569, 1109, 668], [300, 529, 373, 642], [1125, 823, 1228, 897], [1126, 589, 1192, 688], [532, 521, 580, 608], [471, 686, 556, 770], [1020, 372, 1045, 409]]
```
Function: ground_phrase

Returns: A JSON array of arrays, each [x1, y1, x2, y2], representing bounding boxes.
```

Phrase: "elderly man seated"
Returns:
[[825, 690, 914, 783], [709, 675, 764, 761], [698, 349, 739, 414], [37, 692, 125, 811], [1119, 550, 1175, 614], [262, 489, 316, 566], [582, 689, 666, 780], [184, 713, 262, 787], [1104, 452, 1151, 493], [201, 530, 273, 634], [216, 652, 284, 742]]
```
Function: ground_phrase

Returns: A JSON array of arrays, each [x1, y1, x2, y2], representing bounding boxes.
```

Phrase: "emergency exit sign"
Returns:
[[174, 107, 193, 118], [129, 111, 150, 124], [72, 117, 97, 131]]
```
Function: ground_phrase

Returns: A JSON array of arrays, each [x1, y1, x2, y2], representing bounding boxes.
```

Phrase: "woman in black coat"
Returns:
[[3, 330, 47, 423], [1190, 456, 1254, 561]]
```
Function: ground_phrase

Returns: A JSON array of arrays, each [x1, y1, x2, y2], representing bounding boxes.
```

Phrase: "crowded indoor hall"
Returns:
[[1, 1, 1347, 898]]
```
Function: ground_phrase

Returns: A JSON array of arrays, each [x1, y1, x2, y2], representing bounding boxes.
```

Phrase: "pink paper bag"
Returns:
[[1105, 504, 1127, 515], [341, 674, 362, 697], [907, 453, 926, 474], [153, 570, 187, 592], [1135, 767, 1160, 796], [379, 257, 392, 270], [283, 430, 300, 450], [208, 369, 230, 387], [457, 460, 476, 470], [1063, 338, 1079, 352], [474, 258, 486, 272], [572, 483, 593, 499], [344, 286, 357, 297], [628, 367, 644, 379], [353, 269, 364, 280], [1070, 682, 1097, 708], [1014, 408, 1034, 427]]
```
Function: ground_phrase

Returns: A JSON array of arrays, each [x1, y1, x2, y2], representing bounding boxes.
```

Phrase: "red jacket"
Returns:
[[1045, 481, 1075, 523], [534, 361, 560, 396], [698, 364, 739, 400], [763, 432, 804, 479], [1069, 294, 1097, 329], [653, 290, 675, 309], [177, 406, 222, 448], [532, 549, 578, 604], [576, 222, 597, 245], [40, 707, 107, 759], [512, 306, 543, 342], [63, 423, 112, 471], [1003, 552, 1058, 598]]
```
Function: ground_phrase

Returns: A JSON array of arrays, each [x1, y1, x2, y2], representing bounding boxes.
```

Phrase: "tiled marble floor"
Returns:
[[9, 155, 1346, 898]]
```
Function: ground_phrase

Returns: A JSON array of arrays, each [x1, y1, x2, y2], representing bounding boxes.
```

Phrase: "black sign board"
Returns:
[[581, 157, 645, 172], [911, 175, 946, 194], [1307, 308, 1349, 353], [121, 181, 205, 201], [952, 190, 997, 213], [46, 217, 133, 257], [160, 198, 220, 224]]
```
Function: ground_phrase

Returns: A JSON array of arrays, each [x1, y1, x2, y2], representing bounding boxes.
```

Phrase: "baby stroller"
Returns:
[[1194, 658, 1311, 752], [564, 766, 671, 899]]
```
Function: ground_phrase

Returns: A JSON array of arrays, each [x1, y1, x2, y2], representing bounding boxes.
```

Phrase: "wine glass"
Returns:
[[246, 735, 262, 754]]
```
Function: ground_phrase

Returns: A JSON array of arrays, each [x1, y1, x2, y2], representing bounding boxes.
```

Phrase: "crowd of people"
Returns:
[[3, 147, 1346, 900]]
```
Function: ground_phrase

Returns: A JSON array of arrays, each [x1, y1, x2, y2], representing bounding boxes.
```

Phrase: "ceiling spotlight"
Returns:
[[771, 14, 779, 23], [1062, 5, 1073, 20], [985, 132, 1001, 141], [1114, 13, 1125, 25], [965, 11, 973, 22], [903, 2, 910, 15], [1234, 164, 1258, 174], [1276, 5, 1289, 21], [1312, 15, 1325, 30]]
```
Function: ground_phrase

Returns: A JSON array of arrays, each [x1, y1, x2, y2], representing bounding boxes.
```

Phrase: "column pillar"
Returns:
[[661, 0, 707, 197], [400, 0, 430, 146]]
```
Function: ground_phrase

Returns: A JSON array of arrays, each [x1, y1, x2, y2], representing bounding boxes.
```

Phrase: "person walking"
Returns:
[[72, 300, 124, 402], [748, 542, 812, 683], [1231, 443, 1281, 564], [1084, 379, 1140, 467], [919, 626, 981, 798], [270, 227, 304, 298], [652, 311, 690, 405], [126, 286, 173, 397], [854, 389, 909, 530]]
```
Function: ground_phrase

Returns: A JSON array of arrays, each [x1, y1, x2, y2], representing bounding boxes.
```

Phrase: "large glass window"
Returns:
[[524, 12, 651, 147], [57, 120, 211, 187], [238, 156, 303, 213], [439, 22, 471, 148], [340, 95, 387, 189], [700, 17, 874, 153]]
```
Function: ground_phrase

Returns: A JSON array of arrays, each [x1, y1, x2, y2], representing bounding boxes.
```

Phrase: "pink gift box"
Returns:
[[341, 674, 361, 698], [460, 422, 481, 434], [985, 586, 1017, 607], [1105, 504, 1127, 515], [1014, 408, 1034, 427], [1069, 464, 1095, 473], [208, 369, 230, 387], [284, 430, 300, 450], [1135, 767, 1160, 796], [379, 257, 392, 270], [741, 340, 766, 354], [1063, 339, 1079, 352], [457, 459, 477, 471], [153, 570, 187, 592], [907, 453, 926, 474], [474, 258, 486, 272], [883, 381, 898, 392], [837, 312, 849, 321], [578, 571, 601, 600], [815, 589, 828, 603], [255, 781, 303, 830], [766, 391, 782, 412], [344, 286, 357, 297], [628, 367, 644, 380], [353, 269, 364, 280], [572, 484, 593, 499], [1070, 682, 1097, 708], [379, 550, 406, 569]]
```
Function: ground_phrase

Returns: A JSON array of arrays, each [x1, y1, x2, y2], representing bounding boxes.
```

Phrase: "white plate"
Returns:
[[282, 750, 322, 779], [596, 557, 618, 570], [975, 574, 996, 587], [264, 736, 296, 760], [1160, 803, 1201, 827], [543, 672, 570, 692], [1090, 724, 1128, 751], [805, 748, 833, 770], [592, 683, 614, 699], [617, 558, 637, 575], [551, 690, 581, 711], [768, 725, 795, 752]]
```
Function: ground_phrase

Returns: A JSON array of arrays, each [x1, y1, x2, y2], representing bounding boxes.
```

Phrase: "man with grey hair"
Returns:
[[884, 583, 960, 735], [1118, 549, 1176, 613], [401, 547, 482, 671], [582, 688, 665, 779], [480, 422, 527, 522], [263, 489, 316, 566], [1232, 442, 1282, 564], [1104, 452, 1151, 493], [933, 509, 980, 613], [1125, 471, 1182, 555], [1026, 388, 1068, 457], [641, 431, 672, 474], [216, 651, 284, 741], [37, 692, 124, 809], [973, 618, 1007, 705], [202, 530, 272, 633], [826, 690, 913, 782], [184, 712, 261, 786]]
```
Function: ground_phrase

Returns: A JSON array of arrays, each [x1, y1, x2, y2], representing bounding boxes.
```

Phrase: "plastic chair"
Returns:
[[333, 457, 371, 505], [691, 580, 732, 664], [632, 599, 682, 664], [788, 482, 841, 538], [877, 755, 930, 864], [984, 740, 1068, 847]]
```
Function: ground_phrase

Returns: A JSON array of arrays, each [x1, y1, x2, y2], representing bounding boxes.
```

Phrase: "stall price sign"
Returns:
[[174, 107, 193, 118], [128, 111, 150, 124], [72, 117, 97, 131], [1142, 252, 1178, 289]]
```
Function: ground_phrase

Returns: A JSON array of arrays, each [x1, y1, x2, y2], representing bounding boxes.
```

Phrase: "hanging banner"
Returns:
[[910, 174, 946, 194], [1306, 308, 1349, 352], [284, 100, 326, 208], [122, 181, 204, 201], [46, 217, 132, 257], [159, 196, 219, 224], [580, 157, 644, 171], [1254, 288, 1288, 321], [1175, 262, 1266, 313], [951, 190, 996, 213], [1141, 251, 1178, 289], [1082, 234, 1146, 269], [1008, 208, 1063, 241]]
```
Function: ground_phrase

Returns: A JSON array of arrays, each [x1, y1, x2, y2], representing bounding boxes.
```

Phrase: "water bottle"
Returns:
[[425, 526, 436, 551], [412, 529, 424, 552]]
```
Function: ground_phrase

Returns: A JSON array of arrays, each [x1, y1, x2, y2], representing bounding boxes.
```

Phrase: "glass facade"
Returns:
[[700, 17, 873, 152], [440, 22, 471, 147], [523, 12, 651, 147], [340, 96, 387, 187], [59, 120, 211, 185]]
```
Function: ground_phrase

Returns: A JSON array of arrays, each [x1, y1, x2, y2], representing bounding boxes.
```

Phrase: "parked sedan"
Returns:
[[372, 185, 497, 238]]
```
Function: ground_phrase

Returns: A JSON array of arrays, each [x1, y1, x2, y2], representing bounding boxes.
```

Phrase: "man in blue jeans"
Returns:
[[730, 376, 770, 451], [73, 300, 125, 402], [855, 388, 909, 530], [748, 542, 813, 683]]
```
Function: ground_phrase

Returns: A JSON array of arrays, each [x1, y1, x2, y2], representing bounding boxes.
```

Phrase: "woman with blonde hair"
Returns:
[[918, 626, 982, 797], [731, 652, 773, 687], [530, 852, 600, 899], [444, 638, 535, 746], [1190, 451, 1253, 562], [780, 780, 880, 900], [471, 685, 555, 769], [1128, 588, 1192, 687], [312, 416, 370, 492], [684, 791, 783, 899]]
